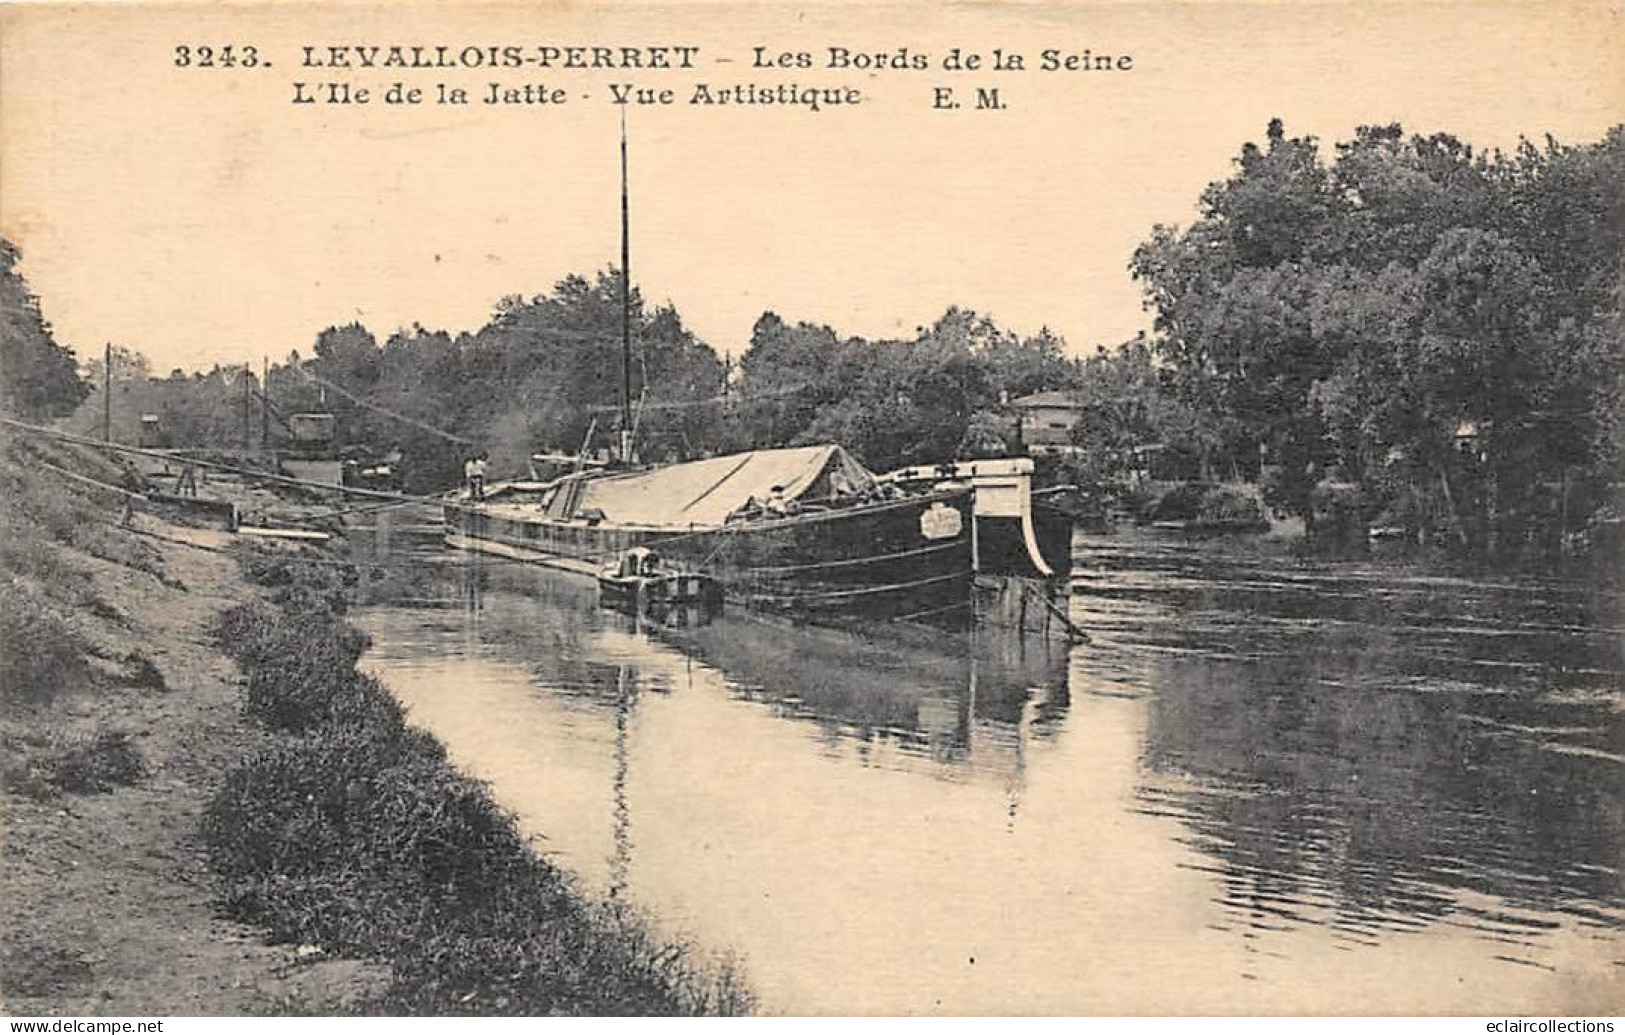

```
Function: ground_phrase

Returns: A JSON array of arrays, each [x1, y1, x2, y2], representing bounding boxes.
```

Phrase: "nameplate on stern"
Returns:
[[919, 502, 963, 540]]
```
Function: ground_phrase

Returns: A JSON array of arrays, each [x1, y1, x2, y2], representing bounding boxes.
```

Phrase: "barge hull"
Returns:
[[446, 489, 978, 627]]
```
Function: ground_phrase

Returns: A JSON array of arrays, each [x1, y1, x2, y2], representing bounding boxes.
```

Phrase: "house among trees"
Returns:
[[137, 414, 167, 449], [1012, 390, 1085, 456]]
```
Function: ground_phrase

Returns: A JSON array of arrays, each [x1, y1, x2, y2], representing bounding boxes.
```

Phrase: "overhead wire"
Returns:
[[289, 364, 474, 447], [582, 380, 812, 414]]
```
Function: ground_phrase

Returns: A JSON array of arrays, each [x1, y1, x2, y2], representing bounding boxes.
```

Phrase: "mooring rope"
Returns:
[[24, 457, 149, 503], [292, 366, 473, 447], [1, 415, 452, 506], [743, 539, 960, 576], [891, 598, 974, 623], [737, 569, 968, 604]]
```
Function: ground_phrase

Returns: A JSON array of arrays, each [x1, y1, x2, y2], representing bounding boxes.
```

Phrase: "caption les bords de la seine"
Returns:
[[170, 41, 1137, 111]]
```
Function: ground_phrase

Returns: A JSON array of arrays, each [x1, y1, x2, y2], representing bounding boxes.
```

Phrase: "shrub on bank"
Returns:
[[386, 895, 749, 1016], [0, 580, 89, 706], [1137, 481, 1268, 529], [1195, 485, 1268, 529], [240, 543, 299, 588], [206, 718, 446, 888], [206, 565, 751, 1015], [1, 726, 145, 798], [216, 595, 373, 733], [41, 727, 146, 792], [240, 631, 372, 732], [121, 651, 169, 691], [225, 546, 356, 634], [240, 543, 355, 615], [214, 599, 284, 668], [215, 599, 368, 681]]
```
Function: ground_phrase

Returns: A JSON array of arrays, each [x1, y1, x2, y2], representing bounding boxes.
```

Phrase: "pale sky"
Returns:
[[2, 1, 1620, 374]]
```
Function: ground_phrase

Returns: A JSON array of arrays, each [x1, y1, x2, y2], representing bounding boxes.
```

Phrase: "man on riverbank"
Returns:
[[463, 455, 487, 500]]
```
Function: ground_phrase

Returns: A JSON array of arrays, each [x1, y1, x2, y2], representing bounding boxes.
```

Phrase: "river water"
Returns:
[[352, 531, 1623, 1015]]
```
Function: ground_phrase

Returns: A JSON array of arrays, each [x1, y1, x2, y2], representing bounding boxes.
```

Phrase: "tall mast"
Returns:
[[619, 110, 633, 464]]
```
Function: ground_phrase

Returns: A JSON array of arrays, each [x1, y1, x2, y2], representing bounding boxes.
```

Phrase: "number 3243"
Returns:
[[173, 45, 264, 68]]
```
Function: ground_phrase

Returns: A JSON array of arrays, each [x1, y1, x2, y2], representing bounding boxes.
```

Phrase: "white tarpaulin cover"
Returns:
[[576, 445, 877, 528]]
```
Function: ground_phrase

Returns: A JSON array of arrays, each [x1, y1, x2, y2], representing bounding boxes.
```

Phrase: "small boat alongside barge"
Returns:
[[597, 546, 724, 616]]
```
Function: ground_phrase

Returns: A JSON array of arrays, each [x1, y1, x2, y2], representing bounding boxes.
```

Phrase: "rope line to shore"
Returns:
[[292, 365, 473, 446], [5, 416, 971, 570], [736, 569, 968, 604], [26, 457, 150, 503], [120, 522, 550, 572], [743, 539, 960, 576], [307, 493, 448, 521], [7, 417, 993, 601], [0, 458, 539, 574], [0, 415, 454, 506]]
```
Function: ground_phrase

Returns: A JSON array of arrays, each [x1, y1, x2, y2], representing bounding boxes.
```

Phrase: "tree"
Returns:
[[0, 239, 88, 419], [1065, 337, 1223, 487], [311, 323, 382, 388], [1131, 121, 1343, 516], [470, 268, 725, 470], [728, 306, 1066, 470], [264, 270, 729, 489], [1331, 125, 1495, 271], [732, 312, 848, 448], [793, 310, 1005, 470], [82, 344, 152, 387]]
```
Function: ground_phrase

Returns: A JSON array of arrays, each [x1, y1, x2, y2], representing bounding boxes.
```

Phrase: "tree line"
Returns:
[[270, 293, 1075, 492], [26, 267, 1074, 493], [3, 118, 1618, 564], [1126, 120, 1621, 560]]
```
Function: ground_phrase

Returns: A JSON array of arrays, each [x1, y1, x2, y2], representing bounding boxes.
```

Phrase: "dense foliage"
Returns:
[[263, 293, 1075, 488], [729, 307, 1073, 467], [0, 240, 89, 419], [1130, 120, 1623, 557], [87, 274, 1077, 492], [258, 272, 728, 491]]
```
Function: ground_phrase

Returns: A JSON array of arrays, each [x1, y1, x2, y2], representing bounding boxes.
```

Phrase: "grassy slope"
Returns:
[[0, 427, 385, 1013], [0, 427, 750, 1015]]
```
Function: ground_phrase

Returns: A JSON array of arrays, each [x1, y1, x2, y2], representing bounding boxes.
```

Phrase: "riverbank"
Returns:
[[208, 558, 749, 1015], [0, 427, 747, 1015], [1, 429, 382, 1013]]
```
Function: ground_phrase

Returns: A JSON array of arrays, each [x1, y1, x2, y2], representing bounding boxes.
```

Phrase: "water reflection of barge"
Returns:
[[415, 563, 1073, 757], [443, 445, 1074, 635]]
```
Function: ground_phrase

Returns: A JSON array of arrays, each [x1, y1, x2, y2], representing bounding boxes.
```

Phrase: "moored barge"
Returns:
[[445, 444, 1075, 636]]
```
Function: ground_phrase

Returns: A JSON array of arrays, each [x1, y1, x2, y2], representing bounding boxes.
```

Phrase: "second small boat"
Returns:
[[597, 545, 724, 616]]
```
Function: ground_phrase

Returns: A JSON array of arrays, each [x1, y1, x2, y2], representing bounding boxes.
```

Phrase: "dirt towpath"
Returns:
[[1, 522, 381, 1015]]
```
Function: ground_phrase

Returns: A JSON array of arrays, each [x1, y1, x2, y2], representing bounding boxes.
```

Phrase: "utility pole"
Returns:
[[242, 363, 251, 452], [102, 342, 112, 442], [261, 356, 270, 452]]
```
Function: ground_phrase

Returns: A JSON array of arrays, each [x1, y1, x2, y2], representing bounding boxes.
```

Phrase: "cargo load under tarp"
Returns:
[[574, 445, 877, 529]]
